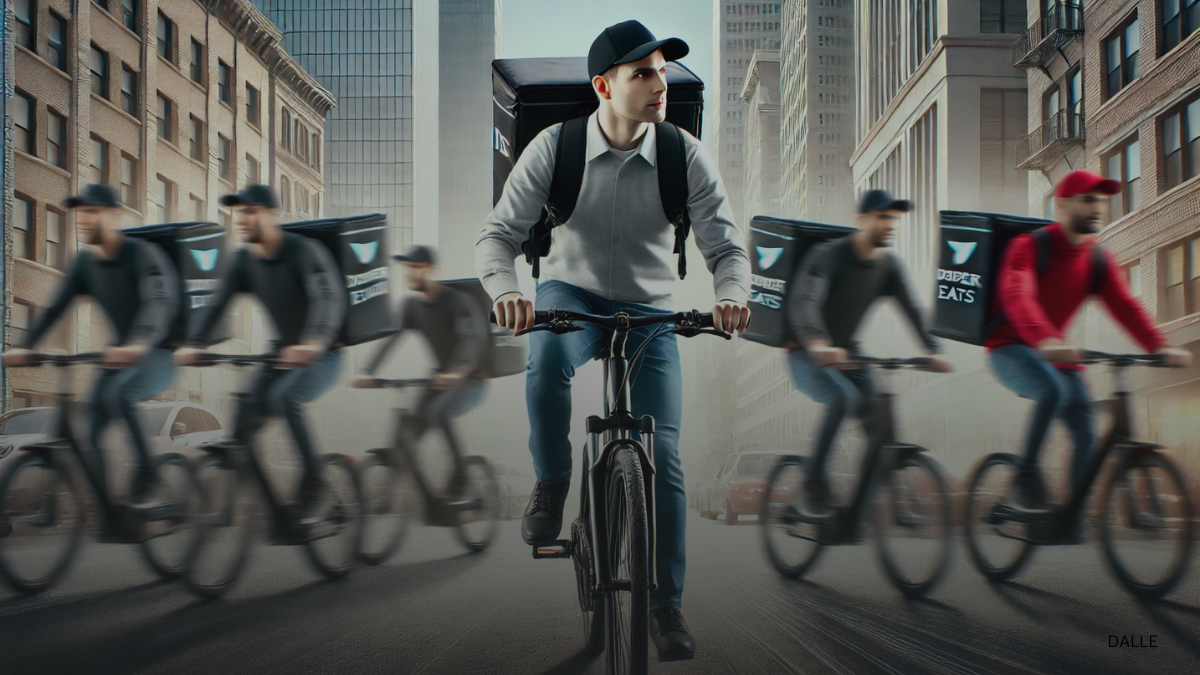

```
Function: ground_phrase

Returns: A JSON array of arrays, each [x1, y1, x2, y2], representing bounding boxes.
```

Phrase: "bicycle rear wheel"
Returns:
[[874, 452, 951, 597], [356, 453, 418, 565], [184, 454, 257, 599], [304, 453, 364, 580], [0, 452, 86, 595], [964, 453, 1034, 582], [1100, 452, 1194, 599], [451, 456, 500, 553], [140, 453, 203, 580], [605, 447, 648, 675], [760, 457, 824, 579]]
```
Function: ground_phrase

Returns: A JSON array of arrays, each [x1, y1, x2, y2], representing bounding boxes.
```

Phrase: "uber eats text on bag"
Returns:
[[491, 56, 704, 279]]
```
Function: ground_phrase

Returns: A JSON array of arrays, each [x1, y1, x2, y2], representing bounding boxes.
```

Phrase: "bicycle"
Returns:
[[760, 356, 953, 598], [356, 377, 500, 564], [495, 307, 728, 675], [0, 353, 201, 595], [180, 353, 364, 599], [965, 350, 1194, 599]]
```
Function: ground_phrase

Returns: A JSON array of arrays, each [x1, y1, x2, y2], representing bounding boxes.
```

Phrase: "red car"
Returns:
[[697, 451, 782, 524]]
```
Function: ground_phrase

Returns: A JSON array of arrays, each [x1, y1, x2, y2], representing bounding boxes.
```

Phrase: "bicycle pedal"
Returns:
[[532, 539, 573, 559]]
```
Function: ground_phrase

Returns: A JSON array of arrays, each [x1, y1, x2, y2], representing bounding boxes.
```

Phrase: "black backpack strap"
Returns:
[[521, 117, 588, 279], [1032, 227, 1054, 277], [656, 121, 691, 280], [1090, 244, 1107, 295]]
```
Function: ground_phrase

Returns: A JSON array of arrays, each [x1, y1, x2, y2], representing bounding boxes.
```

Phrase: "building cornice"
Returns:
[[205, 0, 337, 116], [741, 49, 781, 101]]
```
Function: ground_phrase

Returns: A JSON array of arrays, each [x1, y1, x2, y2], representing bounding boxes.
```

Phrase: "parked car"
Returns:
[[698, 451, 783, 524], [489, 461, 536, 520]]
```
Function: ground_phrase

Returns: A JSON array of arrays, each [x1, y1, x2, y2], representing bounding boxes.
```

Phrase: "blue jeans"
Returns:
[[88, 348, 178, 485], [527, 280, 685, 610], [989, 344, 1094, 491], [785, 349, 877, 480], [240, 351, 343, 480]]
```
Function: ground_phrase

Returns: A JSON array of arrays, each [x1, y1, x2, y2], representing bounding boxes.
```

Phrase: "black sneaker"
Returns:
[[803, 476, 834, 515], [649, 608, 696, 662], [294, 474, 333, 525], [1011, 468, 1049, 511], [521, 479, 570, 545], [128, 466, 175, 512]]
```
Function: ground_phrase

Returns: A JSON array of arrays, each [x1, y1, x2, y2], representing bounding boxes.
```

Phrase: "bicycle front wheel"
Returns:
[[874, 452, 951, 597], [760, 457, 823, 579], [605, 447, 649, 675], [140, 453, 204, 580], [1100, 452, 1194, 599], [0, 452, 86, 595], [304, 453, 364, 580], [964, 453, 1034, 582], [356, 453, 417, 565], [184, 454, 257, 600], [451, 456, 501, 553]]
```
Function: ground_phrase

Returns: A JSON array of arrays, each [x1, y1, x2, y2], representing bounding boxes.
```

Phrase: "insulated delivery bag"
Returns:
[[124, 221, 230, 347], [741, 216, 856, 348], [282, 213, 395, 346], [442, 278, 529, 379]]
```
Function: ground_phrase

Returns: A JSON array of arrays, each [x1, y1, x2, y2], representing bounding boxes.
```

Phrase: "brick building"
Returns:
[[1015, 0, 1200, 486], [5, 0, 334, 416]]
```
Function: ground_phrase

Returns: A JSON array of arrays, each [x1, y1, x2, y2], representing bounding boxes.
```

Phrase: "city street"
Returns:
[[2, 511, 1197, 675]]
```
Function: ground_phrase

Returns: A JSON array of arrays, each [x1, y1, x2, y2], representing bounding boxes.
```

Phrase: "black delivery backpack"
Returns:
[[124, 221, 230, 347], [442, 278, 529, 379], [282, 213, 395, 347], [492, 57, 705, 279], [930, 211, 1052, 345], [741, 216, 856, 348]]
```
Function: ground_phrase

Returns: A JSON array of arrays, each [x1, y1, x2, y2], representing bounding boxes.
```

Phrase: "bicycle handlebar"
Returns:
[[375, 378, 433, 389], [191, 353, 280, 367], [19, 353, 106, 368], [489, 307, 727, 339], [1080, 350, 1169, 367], [838, 355, 938, 371]]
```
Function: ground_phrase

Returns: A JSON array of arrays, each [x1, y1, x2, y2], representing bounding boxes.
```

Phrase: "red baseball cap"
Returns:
[[1055, 170, 1120, 199]]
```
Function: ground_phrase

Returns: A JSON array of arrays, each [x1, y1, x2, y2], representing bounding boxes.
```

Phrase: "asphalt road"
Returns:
[[1, 512, 1197, 675]]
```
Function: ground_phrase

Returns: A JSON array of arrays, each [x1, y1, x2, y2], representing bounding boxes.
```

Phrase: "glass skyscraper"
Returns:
[[255, 1, 414, 249]]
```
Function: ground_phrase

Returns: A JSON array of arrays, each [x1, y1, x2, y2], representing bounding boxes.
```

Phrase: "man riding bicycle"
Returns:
[[2, 184, 180, 511], [787, 189, 953, 514], [352, 245, 489, 500], [987, 170, 1191, 516], [479, 20, 751, 661], [175, 184, 346, 525]]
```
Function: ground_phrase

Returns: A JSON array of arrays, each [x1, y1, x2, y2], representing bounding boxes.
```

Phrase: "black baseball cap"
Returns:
[[393, 245, 436, 266], [218, 184, 280, 209], [64, 183, 121, 209], [857, 189, 912, 215], [588, 20, 689, 79]]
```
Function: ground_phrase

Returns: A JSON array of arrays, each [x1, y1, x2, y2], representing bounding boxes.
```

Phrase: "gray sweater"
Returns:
[[789, 237, 940, 354]]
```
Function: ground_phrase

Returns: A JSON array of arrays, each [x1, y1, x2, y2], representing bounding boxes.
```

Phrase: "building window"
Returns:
[[190, 39, 204, 84], [91, 46, 109, 99], [122, 0, 138, 33], [90, 137, 107, 185], [10, 302, 32, 348], [218, 61, 232, 105], [157, 94, 173, 141], [191, 195, 205, 221], [1163, 96, 1200, 190], [15, 0, 34, 49], [280, 175, 291, 212], [121, 66, 138, 116], [311, 133, 319, 169], [48, 110, 67, 168], [1105, 14, 1140, 99], [13, 196, 33, 260], [1163, 237, 1200, 321], [157, 11, 174, 62], [14, 91, 34, 155], [1164, 0, 1200, 53], [1126, 262, 1142, 298], [156, 176, 173, 220], [121, 155, 138, 208], [48, 12, 68, 71], [219, 210, 232, 230], [246, 84, 260, 127], [189, 116, 204, 160], [218, 135, 232, 182], [246, 154, 260, 183], [46, 208, 63, 269], [980, 89, 1029, 213], [281, 108, 292, 151], [1105, 136, 1141, 220], [980, 0, 1025, 33]]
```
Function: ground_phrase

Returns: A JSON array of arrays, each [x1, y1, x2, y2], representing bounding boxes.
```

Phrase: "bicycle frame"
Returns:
[[380, 406, 472, 519]]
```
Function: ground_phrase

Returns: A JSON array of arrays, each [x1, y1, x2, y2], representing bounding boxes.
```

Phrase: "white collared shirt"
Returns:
[[476, 112, 749, 308]]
